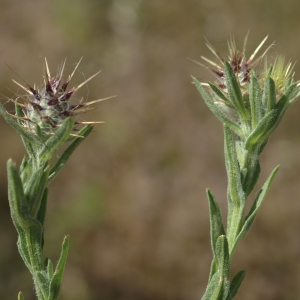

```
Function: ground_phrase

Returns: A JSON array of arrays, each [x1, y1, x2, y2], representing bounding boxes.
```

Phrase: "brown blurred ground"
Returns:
[[0, 0, 300, 299]]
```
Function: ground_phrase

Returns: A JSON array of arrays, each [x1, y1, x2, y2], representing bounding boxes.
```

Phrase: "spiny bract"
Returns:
[[9, 58, 115, 138]]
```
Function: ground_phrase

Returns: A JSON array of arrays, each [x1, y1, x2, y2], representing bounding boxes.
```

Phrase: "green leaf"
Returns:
[[23, 167, 44, 208], [18, 291, 25, 300], [226, 270, 246, 299], [242, 159, 260, 197], [48, 125, 93, 183], [245, 110, 277, 150], [236, 166, 279, 243], [7, 159, 30, 228], [275, 83, 297, 112], [209, 83, 234, 108], [45, 258, 54, 279], [207, 189, 226, 256], [36, 188, 48, 228], [16, 227, 32, 270], [48, 235, 70, 300], [249, 72, 262, 128], [262, 77, 276, 113], [246, 83, 299, 148], [224, 62, 249, 120], [29, 167, 49, 218], [224, 125, 245, 206], [0, 103, 38, 145], [192, 77, 243, 137], [215, 235, 230, 287], [35, 271, 50, 299], [38, 118, 75, 163], [202, 236, 231, 300], [201, 271, 223, 300]]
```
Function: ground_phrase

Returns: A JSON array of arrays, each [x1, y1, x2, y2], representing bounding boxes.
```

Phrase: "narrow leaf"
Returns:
[[48, 235, 70, 300], [36, 188, 48, 228], [45, 258, 54, 279], [207, 189, 225, 256], [209, 83, 234, 108], [0, 103, 37, 145], [236, 166, 279, 243], [224, 62, 249, 120], [18, 292, 25, 300], [245, 110, 277, 150], [192, 77, 243, 137], [23, 167, 44, 211], [276, 83, 297, 112], [48, 125, 93, 183], [226, 270, 246, 299], [262, 77, 276, 113], [201, 271, 223, 300], [35, 271, 50, 298], [202, 237, 230, 300], [215, 235, 230, 281], [249, 72, 262, 128], [38, 118, 75, 163], [7, 159, 30, 228], [16, 228, 32, 270], [224, 125, 245, 206], [29, 167, 49, 217]]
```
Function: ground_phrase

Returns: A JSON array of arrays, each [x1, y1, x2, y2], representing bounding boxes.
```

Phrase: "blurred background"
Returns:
[[0, 0, 300, 299]]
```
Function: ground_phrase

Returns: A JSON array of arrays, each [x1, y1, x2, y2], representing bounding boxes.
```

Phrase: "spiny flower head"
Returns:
[[193, 35, 300, 144], [201, 34, 271, 92], [8, 58, 115, 139], [196, 35, 300, 121]]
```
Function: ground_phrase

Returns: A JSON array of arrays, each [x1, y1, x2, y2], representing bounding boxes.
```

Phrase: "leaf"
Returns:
[[48, 125, 93, 183], [7, 159, 30, 228], [226, 270, 246, 299], [236, 166, 279, 243], [209, 83, 234, 108], [202, 236, 231, 300], [16, 227, 32, 270], [245, 110, 277, 150], [215, 235, 230, 287], [224, 62, 249, 120], [224, 126, 245, 206], [45, 258, 54, 279], [276, 83, 297, 112], [36, 188, 48, 228], [35, 271, 50, 299], [29, 167, 49, 218], [18, 291, 25, 300], [48, 235, 70, 300], [192, 77, 243, 137], [201, 271, 223, 300], [242, 159, 260, 197], [0, 103, 37, 145], [249, 72, 262, 128], [38, 118, 75, 163], [262, 77, 276, 113], [207, 189, 225, 256]]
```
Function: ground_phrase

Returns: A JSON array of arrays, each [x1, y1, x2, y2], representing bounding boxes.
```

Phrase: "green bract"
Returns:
[[193, 35, 300, 299]]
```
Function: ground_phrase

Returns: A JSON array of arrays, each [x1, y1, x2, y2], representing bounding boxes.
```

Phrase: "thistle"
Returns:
[[193, 36, 300, 299], [0, 59, 114, 300], [5, 58, 114, 141]]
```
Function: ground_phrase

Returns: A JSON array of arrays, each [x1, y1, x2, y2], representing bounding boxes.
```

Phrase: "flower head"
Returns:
[[8, 58, 115, 139], [201, 34, 271, 92], [195, 35, 300, 121], [193, 35, 300, 143]]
